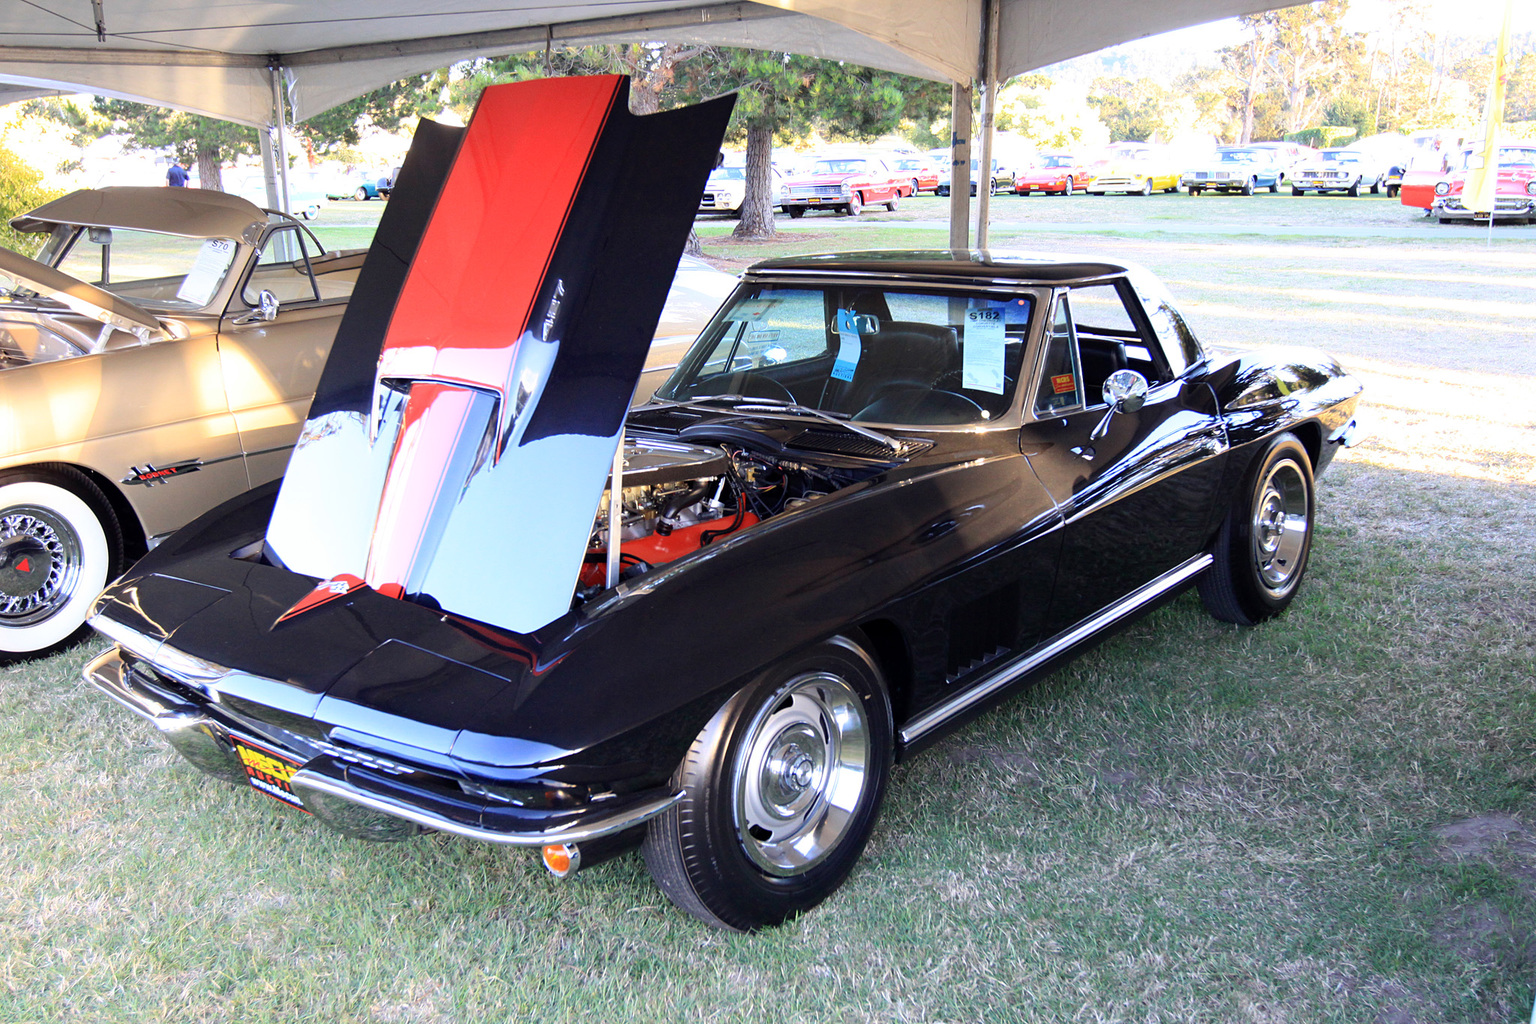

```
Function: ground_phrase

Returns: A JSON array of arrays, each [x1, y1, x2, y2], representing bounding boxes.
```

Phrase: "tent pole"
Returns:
[[948, 82, 972, 250], [259, 128, 279, 210], [975, 0, 1000, 248], [268, 63, 292, 216]]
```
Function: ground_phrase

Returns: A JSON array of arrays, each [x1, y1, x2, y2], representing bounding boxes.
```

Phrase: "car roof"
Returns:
[[10, 186, 267, 244], [745, 249, 1131, 286]]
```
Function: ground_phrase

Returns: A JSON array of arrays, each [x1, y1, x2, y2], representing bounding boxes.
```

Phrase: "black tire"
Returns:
[[1139, 178, 1153, 196], [846, 193, 863, 216], [1269, 177, 1281, 193], [885, 191, 899, 212], [642, 635, 893, 931], [354, 187, 369, 201], [936, 184, 948, 197], [1346, 181, 1360, 197], [1388, 184, 1400, 198], [909, 179, 920, 196], [1291, 186, 1304, 196], [786, 206, 804, 219], [1063, 180, 1073, 196], [1241, 178, 1255, 196], [1188, 186, 1200, 196], [1197, 434, 1315, 627], [0, 467, 124, 656]]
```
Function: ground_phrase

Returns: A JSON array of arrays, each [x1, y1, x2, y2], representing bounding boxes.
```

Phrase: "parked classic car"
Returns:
[[697, 164, 788, 215], [1291, 148, 1388, 196], [326, 175, 391, 202], [935, 156, 1016, 196], [1428, 142, 1536, 224], [780, 156, 904, 217], [1014, 154, 1093, 195], [0, 186, 363, 655], [1086, 144, 1180, 195], [1181, 146, 1287, 195], [888, 154, 940, 195], [84, 82, 1362, 936]]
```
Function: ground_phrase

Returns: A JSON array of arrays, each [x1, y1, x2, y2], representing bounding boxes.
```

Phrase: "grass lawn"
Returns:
[[2, 194, 1532, 1023]]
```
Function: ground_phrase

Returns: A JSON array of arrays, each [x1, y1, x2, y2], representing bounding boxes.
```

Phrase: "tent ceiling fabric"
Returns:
[[0, 0, 1298, 126]]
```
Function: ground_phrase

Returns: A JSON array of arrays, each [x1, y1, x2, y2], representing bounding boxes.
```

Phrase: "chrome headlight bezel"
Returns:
[[1434, 181, 1451, 196]]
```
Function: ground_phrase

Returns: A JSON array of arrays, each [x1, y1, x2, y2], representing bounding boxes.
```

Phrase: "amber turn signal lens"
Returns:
[[541, 843, 580, 878]]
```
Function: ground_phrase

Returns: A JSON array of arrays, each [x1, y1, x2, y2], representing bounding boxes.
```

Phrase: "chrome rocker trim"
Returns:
[[84, 644, 683, 847], [899, 552, 1213, 745]]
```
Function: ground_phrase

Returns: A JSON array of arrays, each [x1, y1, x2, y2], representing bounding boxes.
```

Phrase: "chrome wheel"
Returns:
[[0, 505, 83, 627], [1251, 458, 1309, 597], [642, 635, 892, 930], [733, 672, 870, 876]]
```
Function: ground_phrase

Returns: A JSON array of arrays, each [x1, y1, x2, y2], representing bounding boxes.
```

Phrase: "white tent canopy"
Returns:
[[2, 0, 1286, 126], [1, 0, 1296, 244]]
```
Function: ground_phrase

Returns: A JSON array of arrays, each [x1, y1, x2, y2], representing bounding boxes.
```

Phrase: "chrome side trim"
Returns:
[[288, 765, 684, 847], [899, 552, 1213, 745]]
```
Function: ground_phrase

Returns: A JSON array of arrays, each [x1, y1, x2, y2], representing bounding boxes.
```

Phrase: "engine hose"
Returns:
[[700, 501, 745, 547], [655, 483, 713, 535]]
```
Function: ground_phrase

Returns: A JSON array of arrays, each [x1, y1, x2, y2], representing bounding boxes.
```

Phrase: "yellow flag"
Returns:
[[1462, 0, 1515, 215]]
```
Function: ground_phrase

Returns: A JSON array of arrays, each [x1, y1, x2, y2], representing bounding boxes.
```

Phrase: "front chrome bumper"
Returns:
[[85, 645, 683, 847]]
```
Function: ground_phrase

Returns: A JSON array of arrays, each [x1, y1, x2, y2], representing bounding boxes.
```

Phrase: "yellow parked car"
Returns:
[[1087, 144, 1181, 195]]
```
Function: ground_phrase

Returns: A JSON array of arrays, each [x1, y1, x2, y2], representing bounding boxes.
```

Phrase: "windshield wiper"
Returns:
[[648, 395, 905, 456], [732, 400, 903, 455]]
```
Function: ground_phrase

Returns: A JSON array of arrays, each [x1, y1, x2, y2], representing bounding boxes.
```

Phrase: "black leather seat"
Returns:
[[842, 321, 959, 412], [1078, 338, 1128, 396]]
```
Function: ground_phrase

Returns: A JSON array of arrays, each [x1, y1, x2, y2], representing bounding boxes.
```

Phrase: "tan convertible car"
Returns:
[[0, 187, 362, 655], [0, 187, 735, 655]]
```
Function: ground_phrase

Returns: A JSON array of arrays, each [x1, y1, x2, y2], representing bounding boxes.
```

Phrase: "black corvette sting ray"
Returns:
[[83, 78, 1362, 932]]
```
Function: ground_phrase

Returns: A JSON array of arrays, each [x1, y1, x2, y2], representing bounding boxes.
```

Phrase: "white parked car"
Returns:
[[698, 165, 787, 215], [1290, 149, 1389, 197]]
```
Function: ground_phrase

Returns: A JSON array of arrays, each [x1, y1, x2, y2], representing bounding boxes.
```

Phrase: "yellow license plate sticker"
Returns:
[[233, 737, 307, 811]]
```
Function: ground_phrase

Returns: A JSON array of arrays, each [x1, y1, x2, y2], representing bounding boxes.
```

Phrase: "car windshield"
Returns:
[[38, 226, 239, 311], [814, 159, 869, 174], [711, 167, 746, 180], [1323, 151, 1360, 164], [655, 282, 1036, 426], [1219, 151, 1258, 163], [1039, 156, 1073, 168], [1497, 147, 1536, 167]]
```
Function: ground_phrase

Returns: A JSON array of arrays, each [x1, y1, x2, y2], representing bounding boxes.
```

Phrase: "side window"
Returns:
[[1128, 270, 1204, 376], [1034, 293, 1084, 415], [1068, 280, 1167, 389], [242, 226, 320, 307]]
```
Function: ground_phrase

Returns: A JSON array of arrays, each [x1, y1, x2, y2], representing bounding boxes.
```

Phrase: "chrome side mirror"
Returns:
[[1089, 369, 1150, 441], [234, 290, 280, 325]]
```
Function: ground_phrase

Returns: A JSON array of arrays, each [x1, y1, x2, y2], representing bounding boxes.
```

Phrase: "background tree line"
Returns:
[[6, 0, 1532, 240]]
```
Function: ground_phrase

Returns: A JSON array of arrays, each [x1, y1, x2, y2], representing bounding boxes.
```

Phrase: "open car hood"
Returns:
[[0, 245, 164, 342], [264, 76, 733, 636]]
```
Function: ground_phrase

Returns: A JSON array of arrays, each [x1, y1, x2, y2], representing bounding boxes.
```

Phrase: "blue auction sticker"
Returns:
[[832, 308, 862, 382]]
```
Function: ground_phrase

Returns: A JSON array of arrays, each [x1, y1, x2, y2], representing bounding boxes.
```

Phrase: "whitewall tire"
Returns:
[[0, 472, 121, 655]]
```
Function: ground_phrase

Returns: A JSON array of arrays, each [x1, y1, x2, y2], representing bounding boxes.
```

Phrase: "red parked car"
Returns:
[[780, 157, 904, 217], [1014, 154, 1093, 195], [1426, 143, 1536, 224], [888, 155, 940, 196]]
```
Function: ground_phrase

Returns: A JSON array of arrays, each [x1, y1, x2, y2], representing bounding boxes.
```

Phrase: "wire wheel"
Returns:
[[0, 505, 82, 627]]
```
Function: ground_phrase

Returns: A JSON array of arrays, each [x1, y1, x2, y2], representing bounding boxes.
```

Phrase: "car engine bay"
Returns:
[[575, 431, 885, 600]]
